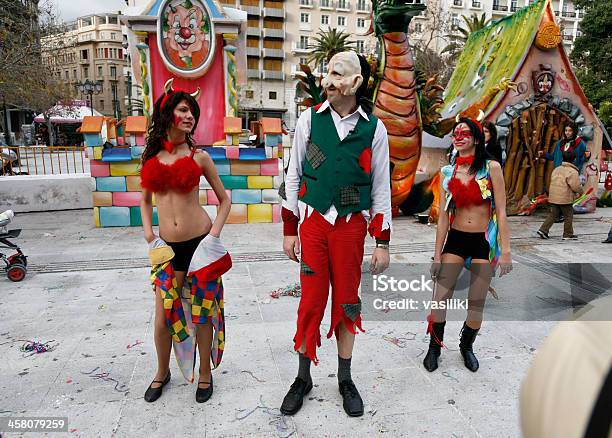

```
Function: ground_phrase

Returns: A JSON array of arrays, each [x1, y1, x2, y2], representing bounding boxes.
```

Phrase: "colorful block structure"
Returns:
[[84, 115, 283, 227]]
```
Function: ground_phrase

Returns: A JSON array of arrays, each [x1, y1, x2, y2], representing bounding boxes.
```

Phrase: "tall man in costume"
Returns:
[[279, 51, 392, 417]]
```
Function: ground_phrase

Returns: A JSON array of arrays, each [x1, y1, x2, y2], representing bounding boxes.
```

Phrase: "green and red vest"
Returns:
[[298, 108, 379, 217]]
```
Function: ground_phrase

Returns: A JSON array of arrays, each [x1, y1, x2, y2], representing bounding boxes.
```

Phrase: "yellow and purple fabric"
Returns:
[[441, 160, 501, 269], [149, 236, 232, 382]]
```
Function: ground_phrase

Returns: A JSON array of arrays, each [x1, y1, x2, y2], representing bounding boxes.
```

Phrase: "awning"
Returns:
[[34, 102, 103, 124]]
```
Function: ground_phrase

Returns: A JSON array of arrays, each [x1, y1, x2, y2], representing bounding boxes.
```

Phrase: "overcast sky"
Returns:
[[53, 0, 127, 22]]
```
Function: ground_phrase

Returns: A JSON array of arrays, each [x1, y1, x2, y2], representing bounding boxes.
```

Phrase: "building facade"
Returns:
[[410, 0, 583, 54], [41, 13, 129, 119], [216, 0, 374, 131]]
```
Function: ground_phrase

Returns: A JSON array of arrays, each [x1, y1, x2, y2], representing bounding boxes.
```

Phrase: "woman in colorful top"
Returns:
[[538, 122, 589, 172], [139, 83, 231, 403], [425, 117, 512, 373]]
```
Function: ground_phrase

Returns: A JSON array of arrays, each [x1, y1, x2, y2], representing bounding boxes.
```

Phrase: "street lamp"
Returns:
[[76, 80, 103, 116]]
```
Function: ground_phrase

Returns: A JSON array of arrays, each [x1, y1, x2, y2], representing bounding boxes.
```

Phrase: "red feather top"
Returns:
[[447, 176, 487, 208], [140, 154, 201, 194]]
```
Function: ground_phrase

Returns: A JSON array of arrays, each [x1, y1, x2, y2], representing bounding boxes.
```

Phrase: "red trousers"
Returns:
[[294, 210, 367, 364]]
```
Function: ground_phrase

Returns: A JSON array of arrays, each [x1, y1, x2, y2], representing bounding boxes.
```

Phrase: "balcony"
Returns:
[[470, 1, 482, 8], [452, 0, 462, 6], [263, 48, 284, 58], [511, 5, 520, 11], [263, 28, 285, 38], [492, 4, 508, 11], [262, 70, 285, 80], [240, 5, 260, 15], [246, 47, 260, 56], [577, 11, 584, 18], [247, 26, 260, 37], [562, 11, 577, 18], [263, 7, 285, 18], [299, 0, 313, 8], [291, 42, 310, 54], [336, 0, 350, 11], [320, 0, 334, 9], [562, 34, 574, 41], [247, 69, 261, 79]]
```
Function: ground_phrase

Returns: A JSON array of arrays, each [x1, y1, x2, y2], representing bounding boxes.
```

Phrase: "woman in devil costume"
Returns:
[[425, 116, 512, 373], [140, 79, 232, 403]]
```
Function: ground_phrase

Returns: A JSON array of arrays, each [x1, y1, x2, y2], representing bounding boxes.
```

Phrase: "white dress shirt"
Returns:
[[282, 100, 392, 232]]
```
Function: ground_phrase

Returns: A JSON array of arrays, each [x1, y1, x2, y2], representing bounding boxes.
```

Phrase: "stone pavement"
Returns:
[[0, 208, 610, 438]]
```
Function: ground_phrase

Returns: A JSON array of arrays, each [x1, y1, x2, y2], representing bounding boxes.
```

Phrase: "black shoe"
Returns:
[[603, 239, 612, 244], [537, 230, 549, 239], [563, 235, 578, 240], [459, 323, 480, 372], [280, 377, 312, 415], [144, 371, 171, 402], [423, 321, 446, 372], [196, 375, 213, 403], [339, 379, 364, 417]]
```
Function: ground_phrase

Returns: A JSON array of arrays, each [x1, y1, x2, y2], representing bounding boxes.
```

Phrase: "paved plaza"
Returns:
[[1, 209, 611, 437]]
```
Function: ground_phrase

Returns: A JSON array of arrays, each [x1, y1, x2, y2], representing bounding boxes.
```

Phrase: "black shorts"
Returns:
[[165, 234, 207, 271], [442, 228, 490, 261]]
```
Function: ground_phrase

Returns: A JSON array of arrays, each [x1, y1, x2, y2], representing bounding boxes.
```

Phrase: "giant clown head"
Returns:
[[321, 51, 364, 104]]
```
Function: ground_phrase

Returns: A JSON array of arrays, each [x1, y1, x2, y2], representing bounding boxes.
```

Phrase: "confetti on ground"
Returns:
[[80, 367, 129, 392], [126, 340, 144, 349], [240, 370, 266, 383], [19, 340, 58, 356], [441, 371, 459, 383], [234, 395, 294, 436], [381, 335, 415, 348], [270, 283, 301, 299]]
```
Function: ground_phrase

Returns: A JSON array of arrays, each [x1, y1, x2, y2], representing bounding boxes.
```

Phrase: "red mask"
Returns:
[[452, 128, 472, 143]]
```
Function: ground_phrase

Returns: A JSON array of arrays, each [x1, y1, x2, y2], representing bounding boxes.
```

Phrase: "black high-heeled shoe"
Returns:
[[196, 374, 213, 403], [144, 371, 171, 403]]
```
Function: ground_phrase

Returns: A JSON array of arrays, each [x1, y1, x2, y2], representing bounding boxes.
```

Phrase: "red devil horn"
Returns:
[[164, 78, 174, 95]]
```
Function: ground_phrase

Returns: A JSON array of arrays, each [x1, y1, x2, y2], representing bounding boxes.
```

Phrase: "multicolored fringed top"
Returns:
[[149, 236, 231, 382], [441, 160, 501, 269]]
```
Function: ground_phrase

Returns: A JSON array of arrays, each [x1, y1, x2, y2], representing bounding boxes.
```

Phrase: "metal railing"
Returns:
[[0, 146, 88, 176]]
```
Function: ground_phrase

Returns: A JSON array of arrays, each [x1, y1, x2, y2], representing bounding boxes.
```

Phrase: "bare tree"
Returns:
[[408, 0, 454, 84], [0, 0, 76, 144]]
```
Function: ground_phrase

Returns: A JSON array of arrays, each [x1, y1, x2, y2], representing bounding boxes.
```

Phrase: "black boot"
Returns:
[[423, 321, 445, 372], [459, 322, 480, 372]]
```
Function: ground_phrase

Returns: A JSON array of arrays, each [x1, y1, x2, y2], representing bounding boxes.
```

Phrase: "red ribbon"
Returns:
[[455, 155, 475, 166], [162, 138, 183, 153]]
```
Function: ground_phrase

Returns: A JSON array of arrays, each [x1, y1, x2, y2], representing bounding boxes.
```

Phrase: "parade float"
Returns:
[[430, 0, 603, 215], [84, 0, 284, 227], [297, 0, 603, 218]]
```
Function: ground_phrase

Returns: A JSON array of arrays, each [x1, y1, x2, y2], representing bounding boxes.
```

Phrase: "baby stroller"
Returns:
[[0, 210, 27, 281]]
